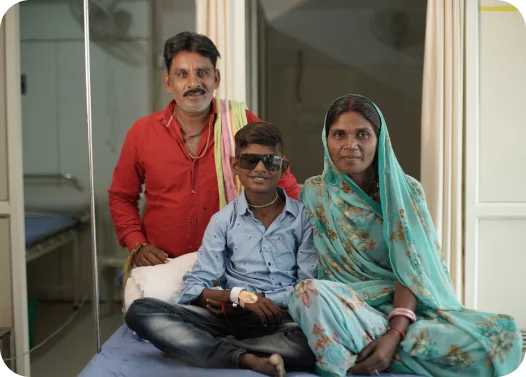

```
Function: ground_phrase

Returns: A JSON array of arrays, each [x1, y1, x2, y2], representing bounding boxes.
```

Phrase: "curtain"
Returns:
[[420, 0, 465, 301], [195, 0, 246, 102]]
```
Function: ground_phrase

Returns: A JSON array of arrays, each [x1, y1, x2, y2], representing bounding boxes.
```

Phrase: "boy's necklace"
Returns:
[[248, 192, 279, 209]]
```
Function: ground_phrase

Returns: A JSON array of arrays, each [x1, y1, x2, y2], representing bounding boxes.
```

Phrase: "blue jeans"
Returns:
[[125, 298, 316, 370]]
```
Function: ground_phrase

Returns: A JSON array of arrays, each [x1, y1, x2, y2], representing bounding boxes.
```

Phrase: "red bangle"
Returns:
[[388, 327, 405, 341]]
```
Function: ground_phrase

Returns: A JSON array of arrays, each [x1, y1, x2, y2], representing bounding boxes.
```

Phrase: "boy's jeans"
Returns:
[[125, 298, 316, 370]]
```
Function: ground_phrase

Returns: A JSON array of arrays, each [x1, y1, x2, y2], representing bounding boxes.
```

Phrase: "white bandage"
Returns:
[[230, 287, 244, 304]]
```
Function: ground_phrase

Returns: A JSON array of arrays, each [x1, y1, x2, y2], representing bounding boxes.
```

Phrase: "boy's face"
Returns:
[[231, 144, 287, 195]]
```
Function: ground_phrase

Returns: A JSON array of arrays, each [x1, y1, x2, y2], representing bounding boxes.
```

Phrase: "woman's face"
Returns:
[[327, 111, 378, 176]]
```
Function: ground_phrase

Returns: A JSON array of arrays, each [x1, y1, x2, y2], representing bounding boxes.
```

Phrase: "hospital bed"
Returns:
[[24, 173, 90, 308], [78, 324, 420, 377]]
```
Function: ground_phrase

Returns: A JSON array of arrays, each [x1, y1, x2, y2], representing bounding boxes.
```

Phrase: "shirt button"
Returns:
[[192, 190, 196, 194], [268, 262, 272, 266], [263, 246, 266, 250], [278, 282, 282, 286]]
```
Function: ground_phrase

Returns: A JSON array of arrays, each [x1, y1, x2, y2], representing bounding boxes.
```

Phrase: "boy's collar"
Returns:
[[236, 188, 298, 218]]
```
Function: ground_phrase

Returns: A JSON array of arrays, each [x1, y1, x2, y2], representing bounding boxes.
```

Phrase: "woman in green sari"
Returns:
[[289, 94, 522, 377]]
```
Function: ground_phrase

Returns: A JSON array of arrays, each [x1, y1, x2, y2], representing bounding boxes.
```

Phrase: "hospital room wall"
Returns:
[[19, 0, 196, 302], [19, 0, 152, 300], [262, 0, 426, 183], [471, 0, 526, 328], [0, 21, 14, 329]]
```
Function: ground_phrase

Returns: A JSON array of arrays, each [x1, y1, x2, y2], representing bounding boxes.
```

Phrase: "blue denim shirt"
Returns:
[[178, 189, 318, 308]]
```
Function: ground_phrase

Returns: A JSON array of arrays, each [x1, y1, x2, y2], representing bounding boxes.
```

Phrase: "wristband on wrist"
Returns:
[[230, 287, 244, 304]]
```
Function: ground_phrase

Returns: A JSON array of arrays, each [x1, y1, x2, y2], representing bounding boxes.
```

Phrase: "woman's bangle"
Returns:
[[388, 308, 416, 323]]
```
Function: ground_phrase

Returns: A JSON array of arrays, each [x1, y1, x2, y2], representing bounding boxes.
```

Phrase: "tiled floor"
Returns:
[[26, 303, 526, 376], [30, 302, 123, 377]]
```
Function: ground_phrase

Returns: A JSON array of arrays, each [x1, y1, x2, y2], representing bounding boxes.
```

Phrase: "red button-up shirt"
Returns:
[[108, 99, 300, 257]]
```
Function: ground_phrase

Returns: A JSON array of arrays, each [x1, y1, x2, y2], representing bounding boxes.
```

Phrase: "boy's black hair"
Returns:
[[235, 122, 284, 155]]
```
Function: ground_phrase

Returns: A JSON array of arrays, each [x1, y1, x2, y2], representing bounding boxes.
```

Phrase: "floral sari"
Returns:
[[289, 95, 522, 377]]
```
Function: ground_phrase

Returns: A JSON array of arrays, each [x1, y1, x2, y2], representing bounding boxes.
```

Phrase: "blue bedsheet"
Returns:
[[78, 325, 421, 377], [25, 215, 77, 247]]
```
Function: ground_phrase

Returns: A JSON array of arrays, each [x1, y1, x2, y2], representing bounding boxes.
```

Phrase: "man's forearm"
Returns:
[[109, 191, 145, 250]]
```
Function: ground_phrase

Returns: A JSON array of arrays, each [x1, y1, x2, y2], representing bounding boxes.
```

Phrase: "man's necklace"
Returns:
[[167, 112, 211, 160], [181, 127, 205, 142]]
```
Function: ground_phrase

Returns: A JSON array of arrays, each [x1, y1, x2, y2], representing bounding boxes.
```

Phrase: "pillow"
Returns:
[[123, 251, 198, 312]]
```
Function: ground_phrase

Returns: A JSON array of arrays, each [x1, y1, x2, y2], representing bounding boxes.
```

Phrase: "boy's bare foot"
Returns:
[[239, 353, 286, 377]]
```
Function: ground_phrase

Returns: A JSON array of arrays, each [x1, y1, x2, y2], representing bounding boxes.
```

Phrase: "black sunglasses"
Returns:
[[236, 154, 289, 172]]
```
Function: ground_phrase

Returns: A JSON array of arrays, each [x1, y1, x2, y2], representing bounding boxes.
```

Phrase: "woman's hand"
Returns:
[[348, 330, 400, 375]]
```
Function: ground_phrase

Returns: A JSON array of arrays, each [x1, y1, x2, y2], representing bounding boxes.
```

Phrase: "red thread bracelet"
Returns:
[[388, 327, 405, 341], [221, 291, 229, 322]]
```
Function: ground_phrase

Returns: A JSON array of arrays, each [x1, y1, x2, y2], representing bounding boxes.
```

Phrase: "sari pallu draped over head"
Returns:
[[301, 94, 458, 310]]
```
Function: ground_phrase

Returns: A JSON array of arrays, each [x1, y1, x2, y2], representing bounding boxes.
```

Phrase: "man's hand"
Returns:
[[348, 331, 400, 375], [134, 244, 168, 267], [243, 296, 284, 329]]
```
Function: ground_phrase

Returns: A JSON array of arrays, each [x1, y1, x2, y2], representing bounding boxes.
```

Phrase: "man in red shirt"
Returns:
[[108, 32, 300, 266]]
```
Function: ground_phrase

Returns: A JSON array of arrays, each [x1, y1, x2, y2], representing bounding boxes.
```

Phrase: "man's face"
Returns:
[[164, 51, 220, 113]]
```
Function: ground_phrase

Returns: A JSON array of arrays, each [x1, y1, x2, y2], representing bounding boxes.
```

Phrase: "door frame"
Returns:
[[4, 3, 30, 375], [464, 0, 481, 310]]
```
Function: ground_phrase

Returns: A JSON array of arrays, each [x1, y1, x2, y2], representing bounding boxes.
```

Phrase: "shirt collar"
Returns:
[[236, 188, 298, 218], [159, 98, 218, 126]]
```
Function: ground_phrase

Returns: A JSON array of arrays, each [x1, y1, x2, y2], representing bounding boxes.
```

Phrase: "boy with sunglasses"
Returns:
[[125, 122, 318, 377]]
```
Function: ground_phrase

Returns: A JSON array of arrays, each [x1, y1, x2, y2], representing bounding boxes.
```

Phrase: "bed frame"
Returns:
[[24, 173, 90, 308]]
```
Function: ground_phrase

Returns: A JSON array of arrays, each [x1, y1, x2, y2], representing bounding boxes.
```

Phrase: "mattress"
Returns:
[[24, 215, 78, 247], [78, 325, 421, 377]]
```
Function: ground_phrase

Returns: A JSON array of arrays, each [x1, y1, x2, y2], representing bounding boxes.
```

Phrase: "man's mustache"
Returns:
[[184, 89, 206, 97]]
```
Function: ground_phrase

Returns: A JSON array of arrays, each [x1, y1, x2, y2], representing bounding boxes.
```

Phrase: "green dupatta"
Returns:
[[301, 94, 460, 311]]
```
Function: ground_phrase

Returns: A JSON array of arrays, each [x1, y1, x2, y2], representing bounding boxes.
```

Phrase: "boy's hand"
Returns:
[[205, 299, 246, 317], [243, 296, 284, 328]]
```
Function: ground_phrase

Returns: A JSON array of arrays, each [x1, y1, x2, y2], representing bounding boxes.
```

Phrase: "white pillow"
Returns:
[[123, 251, 198, 312]]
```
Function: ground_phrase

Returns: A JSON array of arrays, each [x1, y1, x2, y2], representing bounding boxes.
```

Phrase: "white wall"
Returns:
[[262, 0, 426, 182], [474, 0, 526, 328], [152, 0, 196, 110]]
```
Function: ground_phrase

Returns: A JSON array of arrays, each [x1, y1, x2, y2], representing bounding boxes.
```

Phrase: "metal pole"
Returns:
[[82, 0, 102, 353]]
